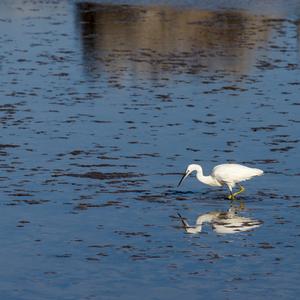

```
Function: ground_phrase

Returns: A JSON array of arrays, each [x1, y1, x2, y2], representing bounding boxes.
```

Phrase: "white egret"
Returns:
[[178, 207, 262, 234], [178, 163, 263, 199]]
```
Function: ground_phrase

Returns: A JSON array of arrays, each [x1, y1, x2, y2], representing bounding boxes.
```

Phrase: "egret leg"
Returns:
[[239, 200, 245, 210], [227, 185, 235, 200], [230, 200, 245, 211], [232, 184, 245, 198]]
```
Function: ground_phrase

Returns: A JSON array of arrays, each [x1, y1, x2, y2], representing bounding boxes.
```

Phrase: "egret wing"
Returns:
[[212, 164, 263, 184]]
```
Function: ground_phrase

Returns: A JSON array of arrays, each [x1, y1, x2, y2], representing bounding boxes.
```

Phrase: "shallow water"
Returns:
[[0, 0, 299, 299]]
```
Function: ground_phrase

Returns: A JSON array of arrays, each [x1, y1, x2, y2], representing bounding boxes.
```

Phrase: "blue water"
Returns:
[[0, 1, 299, 299]]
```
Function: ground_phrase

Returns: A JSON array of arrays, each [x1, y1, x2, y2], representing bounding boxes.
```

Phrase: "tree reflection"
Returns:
[[75, 3, 274, 77]]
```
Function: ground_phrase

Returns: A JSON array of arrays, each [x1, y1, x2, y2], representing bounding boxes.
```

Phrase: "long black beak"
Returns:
[[177, 172, 188, 187], [177, 213, 189, 231]]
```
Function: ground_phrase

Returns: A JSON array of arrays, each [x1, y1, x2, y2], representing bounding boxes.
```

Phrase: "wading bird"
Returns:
[[177, 163, 263, 199], [177, 206, 262, 234]]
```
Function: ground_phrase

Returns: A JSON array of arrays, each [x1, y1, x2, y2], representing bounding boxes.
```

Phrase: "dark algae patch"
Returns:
[[52, 171, 143, 180]]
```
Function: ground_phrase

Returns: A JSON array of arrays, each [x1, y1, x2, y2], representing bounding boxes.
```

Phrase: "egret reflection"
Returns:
[[178, 204, 262, 234]]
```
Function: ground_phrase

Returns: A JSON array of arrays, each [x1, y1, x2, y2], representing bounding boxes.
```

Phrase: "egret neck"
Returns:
[[192, 165, 221, 187]]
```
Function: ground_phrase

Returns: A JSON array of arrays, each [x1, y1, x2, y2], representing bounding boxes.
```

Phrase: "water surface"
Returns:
[[0, 1, 299, 299]]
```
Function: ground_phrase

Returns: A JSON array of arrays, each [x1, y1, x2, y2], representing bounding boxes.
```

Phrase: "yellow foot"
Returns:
[[235, 185, 245, 197], [228, 194, 236, 200]]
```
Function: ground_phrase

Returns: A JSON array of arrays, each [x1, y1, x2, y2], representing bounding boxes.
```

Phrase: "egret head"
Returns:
[[177, 164, 202, 187], [177, 213, 202, 234]]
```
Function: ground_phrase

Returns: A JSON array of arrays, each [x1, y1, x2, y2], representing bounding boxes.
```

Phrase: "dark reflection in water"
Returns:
[[75, 3, 300, 78], [178, 203, 263, 234]]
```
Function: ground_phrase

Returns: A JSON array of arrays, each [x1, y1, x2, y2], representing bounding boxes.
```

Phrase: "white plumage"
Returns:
[[178, 163, 263, 199]]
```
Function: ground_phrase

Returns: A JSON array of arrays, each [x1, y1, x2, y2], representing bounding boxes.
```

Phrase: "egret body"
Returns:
[[178, 163, 263, 199]]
